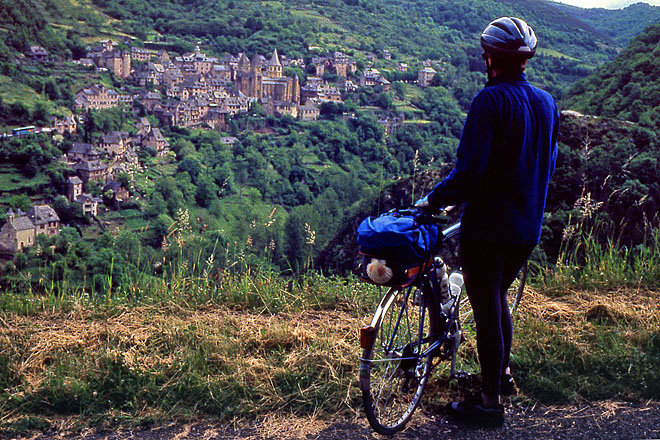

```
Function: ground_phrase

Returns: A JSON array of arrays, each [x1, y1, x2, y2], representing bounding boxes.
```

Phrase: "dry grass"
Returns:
[[1, 284, 658, 434], [511, 286, 660, 404], [519, 286, 660, 329], [0, 302, 365, 432]]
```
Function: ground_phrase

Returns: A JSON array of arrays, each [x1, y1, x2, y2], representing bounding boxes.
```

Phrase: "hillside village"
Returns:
[[1, 38, 438, 257]]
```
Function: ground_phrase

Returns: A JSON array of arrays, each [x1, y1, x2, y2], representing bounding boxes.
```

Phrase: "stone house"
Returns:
[[221, 96, 249, 116], [210, 64, 233, 82], [74, 84, 121, 110], [87, 39, 131, 78], [180, 75, 210, 98], [99, 131, 131, 157], [136, 91, 162, 112], [51, 115, 78, 135], [66, 177, 104, 216], [301, 82, 342, 104], [103, 180, 130, 205], [135, 62, 165, 86], [162, 65, 184, 87], [298, 102, 320, 121], [360, 68, 387, 87], [27, 205, 60, 238], [156, 50, 170, 65], [118, 93, 135, 105], [67, 143, 103, 162], [28, 46, 48, 61], [74, 160, 110, 183], [261, 98, 298, 118], [164, 99, 205, 127], [0, 209, 35, 253], [172, 46, 217, 75], [165, 86, 188, 101], [131, 47, 156, 62], [73, 194, 102, 217], [344, 80, 358, 93], [138, 127, 170, 156], [418, 67, 436, 87], [66, 176, 84, 202], [204, 106, 228, 130], [136, 117, 151, 135]]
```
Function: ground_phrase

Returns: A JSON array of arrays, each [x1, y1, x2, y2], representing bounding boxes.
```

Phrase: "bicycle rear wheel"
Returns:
[[457, 262, 528, 327], [360, 285, 436, 435]]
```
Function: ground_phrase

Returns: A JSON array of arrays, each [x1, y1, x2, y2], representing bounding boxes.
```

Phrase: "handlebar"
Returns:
[[401, 205, 461, 240], [441, 222, 461, 240]]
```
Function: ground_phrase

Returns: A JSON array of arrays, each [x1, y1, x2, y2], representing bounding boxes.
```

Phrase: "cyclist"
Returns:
[[417, 17, 559, 426]]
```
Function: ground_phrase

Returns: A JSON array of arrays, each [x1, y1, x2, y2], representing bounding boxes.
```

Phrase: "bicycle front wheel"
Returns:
[[360, 285, 436, 435]]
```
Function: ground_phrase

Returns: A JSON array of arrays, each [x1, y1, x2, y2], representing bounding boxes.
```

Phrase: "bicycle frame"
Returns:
[[360, 217, 527, 434]]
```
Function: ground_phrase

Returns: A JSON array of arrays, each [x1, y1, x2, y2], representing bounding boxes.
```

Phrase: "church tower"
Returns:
[[249, 54, 263, 98], [267, 49, 283, 78], [292, 74, 300, 104], [121, 51, 131, 78], [237, 53, 250, 74]]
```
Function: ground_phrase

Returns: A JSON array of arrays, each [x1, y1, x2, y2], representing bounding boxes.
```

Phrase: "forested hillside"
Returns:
[[1, 0, 659, 294], [554, 1, 660, 46], [91, 0, 620, 98], [563, 22, 660, 129]]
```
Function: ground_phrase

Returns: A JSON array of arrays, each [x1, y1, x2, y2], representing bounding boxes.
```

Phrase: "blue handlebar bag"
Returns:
[[357, 209, 440, 286]]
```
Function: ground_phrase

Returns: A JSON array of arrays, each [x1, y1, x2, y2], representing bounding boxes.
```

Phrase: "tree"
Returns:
[[177, 157, 202, 183], [195, 177, 219, 207], [44, 79, 59, 101], [8, 194, 32, 211]]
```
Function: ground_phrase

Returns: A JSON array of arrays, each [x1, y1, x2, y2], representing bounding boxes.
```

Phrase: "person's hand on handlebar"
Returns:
[[414, 195, 431, 209], [415, 195, 455, 216]]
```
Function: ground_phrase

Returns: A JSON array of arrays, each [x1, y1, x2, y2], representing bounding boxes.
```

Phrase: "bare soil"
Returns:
[[11, 400, 660, 440]]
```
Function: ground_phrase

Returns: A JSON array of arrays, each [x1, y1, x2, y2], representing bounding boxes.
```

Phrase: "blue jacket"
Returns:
[[427, 72, 559, 244]]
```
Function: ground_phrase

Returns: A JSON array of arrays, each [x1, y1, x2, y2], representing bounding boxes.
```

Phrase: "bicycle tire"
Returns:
[[360, 285, 437, 435]]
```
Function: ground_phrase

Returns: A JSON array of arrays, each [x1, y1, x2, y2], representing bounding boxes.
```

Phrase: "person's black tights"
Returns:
[[460, 241, 534, 397]]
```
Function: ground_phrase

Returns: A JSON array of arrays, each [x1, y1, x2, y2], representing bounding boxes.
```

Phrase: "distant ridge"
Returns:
[[552, 1, 660, 45]]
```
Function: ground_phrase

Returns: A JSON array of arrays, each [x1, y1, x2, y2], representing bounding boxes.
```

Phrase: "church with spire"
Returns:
[[235, 49, 300, 104]]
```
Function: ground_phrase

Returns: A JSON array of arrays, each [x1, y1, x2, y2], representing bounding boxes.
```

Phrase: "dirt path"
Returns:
[[12, 400, 660, 440]]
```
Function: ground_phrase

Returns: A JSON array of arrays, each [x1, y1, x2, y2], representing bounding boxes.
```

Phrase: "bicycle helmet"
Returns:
[[481, 17, 537, 59]]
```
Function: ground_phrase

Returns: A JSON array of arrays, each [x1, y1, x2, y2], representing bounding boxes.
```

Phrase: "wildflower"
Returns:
[[304, 223, 316, 245], [175, 208, 191, 232], [574, 192, 602, 219], [562, 224, 577, 242], [176, 232, 185, 247], [203, 254, 215, 278]]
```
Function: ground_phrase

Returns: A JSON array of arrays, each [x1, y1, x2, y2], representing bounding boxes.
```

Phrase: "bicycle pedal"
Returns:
[[454, 371, 477, 388]]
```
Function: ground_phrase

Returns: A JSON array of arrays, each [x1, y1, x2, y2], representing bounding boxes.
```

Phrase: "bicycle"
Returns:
[[359, 215, 527, 435]]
